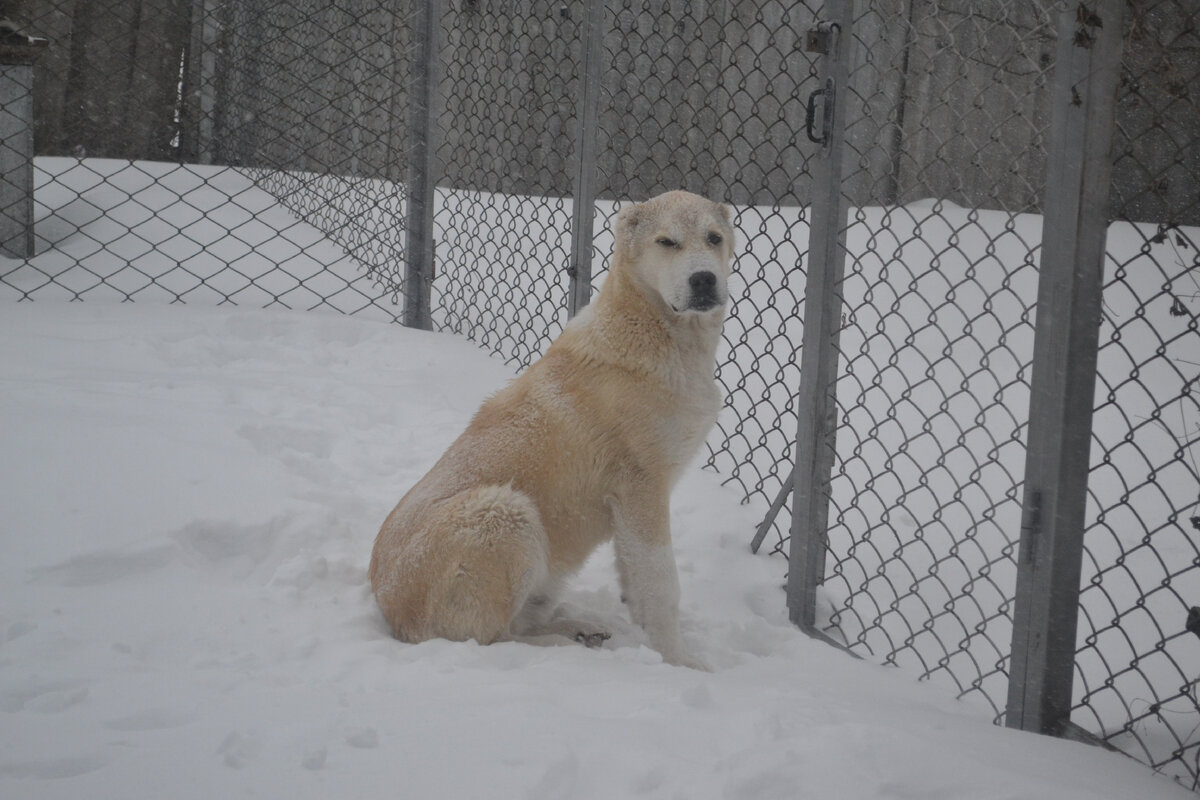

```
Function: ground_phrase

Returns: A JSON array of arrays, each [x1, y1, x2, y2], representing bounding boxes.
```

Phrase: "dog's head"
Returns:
[[614, 191, 735, 317]]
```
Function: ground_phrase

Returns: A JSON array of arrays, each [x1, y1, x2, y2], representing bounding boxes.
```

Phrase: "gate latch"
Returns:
[[805, 26, 832, 54]]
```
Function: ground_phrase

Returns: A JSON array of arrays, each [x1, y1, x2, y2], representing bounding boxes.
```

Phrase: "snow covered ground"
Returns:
[[1, 155, 1196, 796], [0, 300, 1192, 799]]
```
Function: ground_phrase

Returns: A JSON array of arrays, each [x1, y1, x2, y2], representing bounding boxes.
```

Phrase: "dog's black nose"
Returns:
[[689, 271, 717, 292], [686, 270, 720, 311]]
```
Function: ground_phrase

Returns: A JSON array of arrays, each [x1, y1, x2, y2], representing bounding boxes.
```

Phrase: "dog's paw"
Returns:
[[574, 631, 612, 649]]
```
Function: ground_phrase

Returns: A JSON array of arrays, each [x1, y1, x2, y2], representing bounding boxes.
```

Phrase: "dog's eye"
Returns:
[[656, 237, 678, 248], [707, 231, 723, 246]]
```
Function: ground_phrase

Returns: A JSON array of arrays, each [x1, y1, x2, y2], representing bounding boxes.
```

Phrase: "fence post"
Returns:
[[785, 0, 852, 632], [567, 0, 604, 317], [403, 0, 441, 331], [1006, 0, 1124, 737], [0, 30, 47, 259]]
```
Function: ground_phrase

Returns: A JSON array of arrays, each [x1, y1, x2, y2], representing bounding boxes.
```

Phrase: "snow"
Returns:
[[2, 154, 1196, 796], [0, 300, 1191, 799]]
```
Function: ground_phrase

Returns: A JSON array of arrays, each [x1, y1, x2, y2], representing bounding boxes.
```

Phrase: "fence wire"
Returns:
[[811, 0, 1053, 721], [228, 0, 416, 316], [2, 0, 1198, 790], [429, 0, 578, 368], [1073, 0, 1200, 781], [3, 0, 408, 318]]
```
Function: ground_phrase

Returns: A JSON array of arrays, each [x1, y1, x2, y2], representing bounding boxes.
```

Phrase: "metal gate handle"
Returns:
[[805, 78, 835, 145]]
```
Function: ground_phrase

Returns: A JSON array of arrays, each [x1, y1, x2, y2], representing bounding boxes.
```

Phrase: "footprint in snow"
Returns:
[[0, 753, 111, 780], [302, 746, 328, 771], [28, 544, 174, 587], [345, 727, 378, 749], [238, 423, 332, 460], [217, 731, 260, 769], [103, 707, 195, 732], [0, 680, 90, 713], [172, 517, 285, 578]]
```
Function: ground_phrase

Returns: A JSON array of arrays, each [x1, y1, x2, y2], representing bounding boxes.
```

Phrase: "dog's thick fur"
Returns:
[[368, 190, 735, 668]]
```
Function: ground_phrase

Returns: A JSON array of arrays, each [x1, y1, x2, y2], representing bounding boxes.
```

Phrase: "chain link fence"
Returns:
[[2, 0, 408, 317], [801, 0, 1054, 715], [2, 0, 1197, 789], [430, 0, 578, 366], [1073, 0, 1200, 778]]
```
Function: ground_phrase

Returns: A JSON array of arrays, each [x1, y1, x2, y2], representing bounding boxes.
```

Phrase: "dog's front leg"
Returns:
[[609, 491, 708, 670]]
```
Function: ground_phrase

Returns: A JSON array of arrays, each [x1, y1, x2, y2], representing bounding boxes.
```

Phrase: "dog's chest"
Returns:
[[661, 370, 721, 470]]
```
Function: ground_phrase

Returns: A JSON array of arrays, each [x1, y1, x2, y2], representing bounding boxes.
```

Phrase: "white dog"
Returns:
[[369, 190, 734, 668]]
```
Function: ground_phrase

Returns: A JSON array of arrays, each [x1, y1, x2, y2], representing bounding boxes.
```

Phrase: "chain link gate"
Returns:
[[752, 0, 1200, 788], [3, 0, 1199, 789], [756, 0, 1055, 721]]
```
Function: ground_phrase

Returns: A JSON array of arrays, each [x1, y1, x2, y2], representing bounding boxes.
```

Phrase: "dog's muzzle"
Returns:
[[685, 270, 721, 312]]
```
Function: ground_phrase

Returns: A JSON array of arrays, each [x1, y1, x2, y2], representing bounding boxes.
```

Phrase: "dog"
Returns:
[[368, 190, 735, 669]]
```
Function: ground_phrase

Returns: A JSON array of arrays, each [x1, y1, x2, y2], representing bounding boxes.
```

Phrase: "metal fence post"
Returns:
[[1006, 0, 1125, 737], [567, 0, 604, 318], [786, 0, 852, 633], [403, 0, 441, 331], [0, 30, 48, 259]]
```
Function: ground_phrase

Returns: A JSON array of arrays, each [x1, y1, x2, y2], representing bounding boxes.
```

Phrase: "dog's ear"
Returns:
[[715, 203, 736, 251], [616, 202, 642, 232], [614, 202, 643, 257]]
